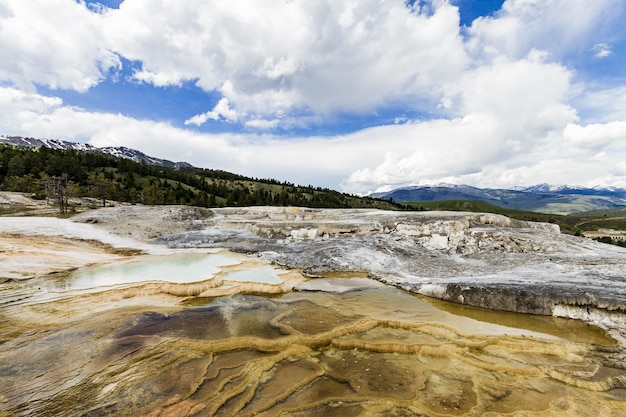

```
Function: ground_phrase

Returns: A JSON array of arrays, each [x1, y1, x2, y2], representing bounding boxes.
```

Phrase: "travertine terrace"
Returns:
[[1, 197, 625, 416]]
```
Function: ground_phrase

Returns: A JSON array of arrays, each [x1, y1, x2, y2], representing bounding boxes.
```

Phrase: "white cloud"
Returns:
[[342, 115, 502, 192], [256, 56, 299, 80], [610, 162, 626, 177], [577, 86, 626, 123], [591, 43, 612, 58], [563, 121, 626, 150], [185, 97, 240, 126], [2, 85, 626, 193], [0, 0, 120, 92], [341, 48, 582, 193], [101, 0, 467, 124], [1, 0, 626, 193], [244, 119, 280, 129], [341, 113, 626, 193], [0, 86, 360, 185], [467, 0, 621, 62], [455, 50, 578, 132]]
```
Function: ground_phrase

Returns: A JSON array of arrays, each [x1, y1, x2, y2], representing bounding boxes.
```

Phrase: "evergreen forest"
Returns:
[[0, 144, 402, 211]]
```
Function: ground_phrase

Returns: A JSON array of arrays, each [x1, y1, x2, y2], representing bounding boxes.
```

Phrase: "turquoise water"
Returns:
[[62, 253, 244, 289]]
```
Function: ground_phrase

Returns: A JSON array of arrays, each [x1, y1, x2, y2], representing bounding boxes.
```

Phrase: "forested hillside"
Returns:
[[0, 144, 400, 211]]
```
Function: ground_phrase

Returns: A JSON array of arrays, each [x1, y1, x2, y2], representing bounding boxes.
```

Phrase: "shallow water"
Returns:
[[221, 266, 284, 284], [58, 252, 245, 290], [426, 294, 617, 346], [1, 274, 624, 417], [287, 284, 617, 345]]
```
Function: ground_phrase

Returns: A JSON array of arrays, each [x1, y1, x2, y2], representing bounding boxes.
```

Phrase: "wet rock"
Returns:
[[2, 205, 626, 416], [144, 206, 626, 335]]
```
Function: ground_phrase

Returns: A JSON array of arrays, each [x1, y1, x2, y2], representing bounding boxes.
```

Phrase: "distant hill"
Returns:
[[0, 135, 400, 212], [402, 199, 626, 236], [0, 136, 191, 169], [370, 184, 626, 215], [573, 206, 626, 217]]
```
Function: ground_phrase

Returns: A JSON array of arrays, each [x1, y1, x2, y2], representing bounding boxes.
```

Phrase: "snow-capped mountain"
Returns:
[[0, 136, 193, 169], [370, 183, 626, 214], [518, 184, 626, 197], [1, 136, 96, 152]]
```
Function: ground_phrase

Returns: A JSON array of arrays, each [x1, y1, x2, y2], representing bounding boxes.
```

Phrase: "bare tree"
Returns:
[[44, 173, 74, 214]]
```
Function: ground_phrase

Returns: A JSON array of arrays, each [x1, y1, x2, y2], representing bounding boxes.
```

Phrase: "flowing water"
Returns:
[[0, 256, 625, 417]]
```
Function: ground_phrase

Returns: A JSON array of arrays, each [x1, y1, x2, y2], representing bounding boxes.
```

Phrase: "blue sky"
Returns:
[[47, 0, 507, 136], [1, 0, 625, 194]]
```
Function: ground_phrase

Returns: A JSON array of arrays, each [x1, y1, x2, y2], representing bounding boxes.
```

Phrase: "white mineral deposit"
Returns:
[[1, 198, 625, 416]]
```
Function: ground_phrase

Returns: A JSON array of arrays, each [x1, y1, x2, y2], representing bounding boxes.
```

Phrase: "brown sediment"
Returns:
[[1, 286, 625, 417], [1, 225, 625, 416], [424, 294, 620, 347]]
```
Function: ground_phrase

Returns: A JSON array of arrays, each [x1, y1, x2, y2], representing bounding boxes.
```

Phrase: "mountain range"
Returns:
[[0, 136, 193, 169], [3, 135, 625, 215], [370, 184, 626, 215]]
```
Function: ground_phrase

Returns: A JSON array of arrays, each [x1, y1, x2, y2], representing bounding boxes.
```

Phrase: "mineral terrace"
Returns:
[[1, 199, 626, 416], [113, 205, 626, 341]]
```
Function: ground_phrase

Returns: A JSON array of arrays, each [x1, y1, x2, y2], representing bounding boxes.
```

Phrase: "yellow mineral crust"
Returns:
[[1, 284, 625, 416]]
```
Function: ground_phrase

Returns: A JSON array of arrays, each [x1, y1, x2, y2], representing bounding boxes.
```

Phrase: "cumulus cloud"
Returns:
[[100, 0, 467, 124], [344, 115, 496, 184], [1, 0, 626, 193], [467, 0, 621, 62], [455, 50, 578, 131], [341, 48, 582, 193], [0, 0, 120, 92], [0, 86, 362, 185], [342, 123, 625, 194], [2, 85, 626, 193], [563, 121, 626, 150], [185, 97, 240, 126], [334, 0, 626, 192]]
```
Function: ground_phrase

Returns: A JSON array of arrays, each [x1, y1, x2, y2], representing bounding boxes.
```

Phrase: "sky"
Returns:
[[1, 0, 625, 194]]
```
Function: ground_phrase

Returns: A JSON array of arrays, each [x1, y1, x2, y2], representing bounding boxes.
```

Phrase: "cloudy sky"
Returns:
[[1, 0, 625, 194]]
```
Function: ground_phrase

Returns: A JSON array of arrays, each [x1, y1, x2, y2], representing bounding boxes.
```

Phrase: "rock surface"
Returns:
[[72, 205, 626, 341], [2, 202, 626, 416]]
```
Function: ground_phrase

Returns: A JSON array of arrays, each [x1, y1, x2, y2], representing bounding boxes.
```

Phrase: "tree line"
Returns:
[[0, 144, 402, 212]]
